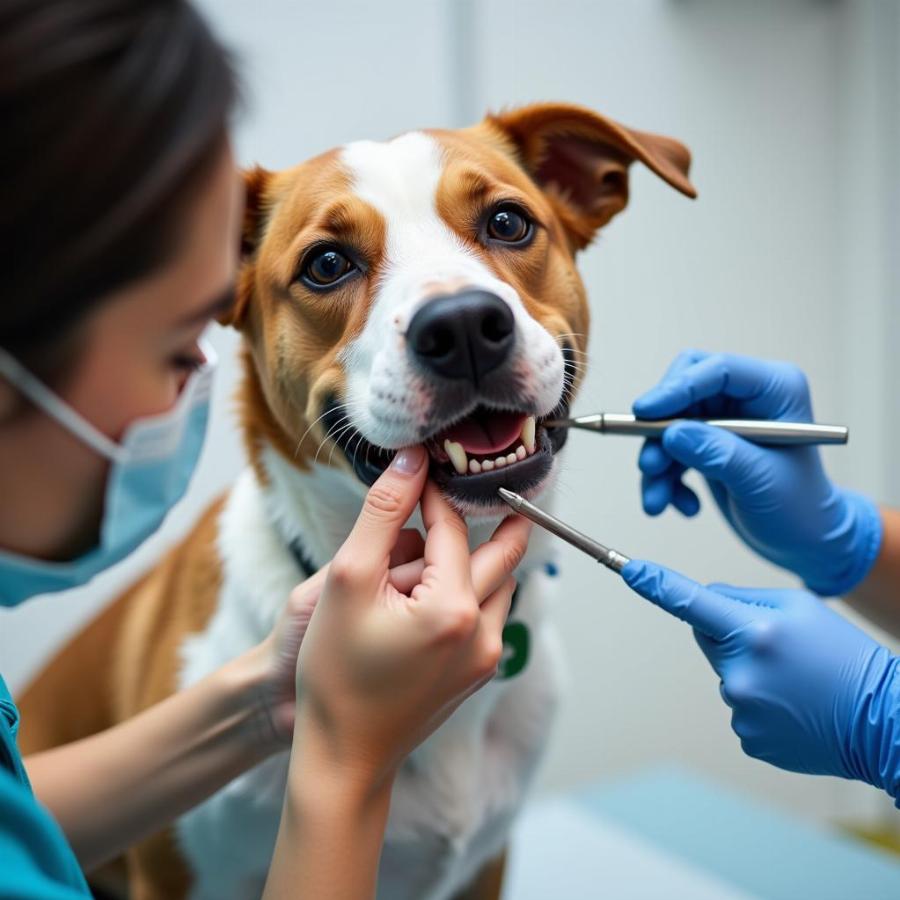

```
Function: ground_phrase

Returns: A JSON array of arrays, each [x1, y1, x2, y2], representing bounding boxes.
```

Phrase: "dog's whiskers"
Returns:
[[294, 403, 352, 460], [296, 401, 362, 461], [350, 429, 368, 474], [313, 409, 362, 465], [325, 420, 361, 466]]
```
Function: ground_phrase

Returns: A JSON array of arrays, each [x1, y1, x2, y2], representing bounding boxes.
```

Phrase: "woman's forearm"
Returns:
[[263, 717, 394, 900], [25, 645, 278, 870], [849, 506, 900, 636]]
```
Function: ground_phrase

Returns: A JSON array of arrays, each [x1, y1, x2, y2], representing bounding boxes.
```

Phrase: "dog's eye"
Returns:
[[487, 206, 532, 244], [302, 248, 355, 288]]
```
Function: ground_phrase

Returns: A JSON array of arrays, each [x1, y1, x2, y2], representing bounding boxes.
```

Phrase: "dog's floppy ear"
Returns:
[[486, 102, 697, 251], [218, 165, 272, 329]]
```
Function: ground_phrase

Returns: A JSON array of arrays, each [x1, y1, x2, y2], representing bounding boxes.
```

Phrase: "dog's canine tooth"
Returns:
[[521, 416, 536, 453], [444, 440, 468, 475]]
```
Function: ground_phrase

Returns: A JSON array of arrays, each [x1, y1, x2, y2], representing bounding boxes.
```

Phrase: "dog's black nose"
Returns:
[[406, 290, 515, 383]]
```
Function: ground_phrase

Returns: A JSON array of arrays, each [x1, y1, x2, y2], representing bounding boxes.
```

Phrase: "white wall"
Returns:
[[3, 0, 898, 830]]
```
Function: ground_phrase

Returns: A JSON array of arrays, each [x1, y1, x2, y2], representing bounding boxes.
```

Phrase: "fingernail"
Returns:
[[391, 445, 426, 474]]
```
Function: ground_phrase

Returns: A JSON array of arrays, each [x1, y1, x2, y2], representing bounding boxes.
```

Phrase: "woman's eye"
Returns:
[[302, 248, 355, 287], [487, 206, 532, 244]]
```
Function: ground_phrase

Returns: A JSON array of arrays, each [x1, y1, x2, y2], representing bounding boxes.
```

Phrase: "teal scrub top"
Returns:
[[0, 672, 91, 897]]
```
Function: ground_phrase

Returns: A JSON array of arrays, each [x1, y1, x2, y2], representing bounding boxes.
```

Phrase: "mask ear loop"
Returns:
[[0, 347, 127, 463]]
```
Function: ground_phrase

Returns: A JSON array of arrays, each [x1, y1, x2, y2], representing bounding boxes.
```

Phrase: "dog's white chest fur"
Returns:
[[176, 451, 563, 900]]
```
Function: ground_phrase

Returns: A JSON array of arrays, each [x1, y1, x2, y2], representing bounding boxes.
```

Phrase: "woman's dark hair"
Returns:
[[0, 0, 237, 373]]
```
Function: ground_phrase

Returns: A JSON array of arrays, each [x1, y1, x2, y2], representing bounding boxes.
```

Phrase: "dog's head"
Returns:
[[225, 102, 695, 517]]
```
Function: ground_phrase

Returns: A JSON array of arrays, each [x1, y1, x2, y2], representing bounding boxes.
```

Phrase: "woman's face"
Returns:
[[0, 142, 243, 560]]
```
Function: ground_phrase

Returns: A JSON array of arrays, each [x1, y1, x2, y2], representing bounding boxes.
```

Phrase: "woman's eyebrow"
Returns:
[[176, 283, 236, 327]]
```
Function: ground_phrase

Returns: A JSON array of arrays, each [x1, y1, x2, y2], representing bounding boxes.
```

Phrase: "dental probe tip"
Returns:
[[497, 487, 523, 510]]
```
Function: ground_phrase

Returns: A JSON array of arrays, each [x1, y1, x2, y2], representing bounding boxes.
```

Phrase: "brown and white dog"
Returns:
[[18, 102, 695, 900]]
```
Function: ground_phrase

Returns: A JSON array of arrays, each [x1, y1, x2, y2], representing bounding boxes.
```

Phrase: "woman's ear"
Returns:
[[218, 165, 272, 329], [484, 102, 697, 251]]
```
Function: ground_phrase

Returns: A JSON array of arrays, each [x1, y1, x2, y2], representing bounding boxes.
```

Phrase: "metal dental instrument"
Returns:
[[542, 412, 848, 446], [497, 487, 631, 574]]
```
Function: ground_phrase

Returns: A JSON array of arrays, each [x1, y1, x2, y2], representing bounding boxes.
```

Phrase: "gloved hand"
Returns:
[[634, 350, 882, 596], [623, 559, 900, 800]]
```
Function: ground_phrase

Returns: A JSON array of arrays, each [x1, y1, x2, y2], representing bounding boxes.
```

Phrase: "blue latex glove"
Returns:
[[634, 350, 882, 596], [623, 558, 900, 799]]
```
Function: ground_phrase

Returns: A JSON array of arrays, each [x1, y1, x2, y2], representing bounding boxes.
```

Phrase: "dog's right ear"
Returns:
[[485, 103, 697, 252], [218, 165, 272, 329]]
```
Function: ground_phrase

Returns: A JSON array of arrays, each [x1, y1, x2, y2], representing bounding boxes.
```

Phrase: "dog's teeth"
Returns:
[[506, 452, 517, 465], [521, 416, 536, 454], [482, 459, 495, 471], [495, 455, 507, 468], [444, 440, 468, 475], [515, 445, 527, 461], [469, 459, 482, 474]]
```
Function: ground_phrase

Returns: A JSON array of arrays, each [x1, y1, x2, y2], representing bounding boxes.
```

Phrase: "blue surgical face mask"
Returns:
[[0, 341, 216, 607]]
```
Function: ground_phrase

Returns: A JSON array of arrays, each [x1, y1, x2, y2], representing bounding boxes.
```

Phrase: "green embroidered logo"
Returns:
[[498, 621, 530, 680]]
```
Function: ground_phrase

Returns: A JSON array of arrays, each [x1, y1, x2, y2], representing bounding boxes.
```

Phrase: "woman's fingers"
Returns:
[[330, 446, 428, 593], [469, 513, 532, 599], [388, 558, 426, 595], [389, 528, 426, 568], [478, 575, 517, 638], [420, 480, 472, 593]]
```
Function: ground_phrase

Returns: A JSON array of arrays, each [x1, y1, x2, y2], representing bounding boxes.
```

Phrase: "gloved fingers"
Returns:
[[707, 582, 807, 612], [718, 680, 732, 707], [638, 439, 672, 477], [662, 348, 709, 380], [707, 480, 734, 522], [634, 352, 792, 420], [642, 462, 687, 515], [671, 480, 701, 517], [693, 629, 727, 677], [622, 559, 751, 640], [639, 440, 694, 516], [634, 349, 709, 417], [662, 421, 770, 499], [641, 472, 674, 516]]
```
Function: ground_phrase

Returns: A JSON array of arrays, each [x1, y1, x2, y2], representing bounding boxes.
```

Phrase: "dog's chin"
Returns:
[[318, 398, 569, 517]]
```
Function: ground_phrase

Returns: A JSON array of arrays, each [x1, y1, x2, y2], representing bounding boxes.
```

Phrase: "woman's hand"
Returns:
[[262, 445, 531, 899], [253, 527, 431, 748], [294, 444, 529, 787], [634, 350, 881, 596]]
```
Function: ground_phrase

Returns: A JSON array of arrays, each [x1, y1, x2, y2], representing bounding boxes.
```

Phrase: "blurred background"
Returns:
[[4, 0, 900, 844]]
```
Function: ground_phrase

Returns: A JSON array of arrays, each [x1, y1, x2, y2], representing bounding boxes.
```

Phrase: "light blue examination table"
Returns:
[[503, 766, 900, 899]]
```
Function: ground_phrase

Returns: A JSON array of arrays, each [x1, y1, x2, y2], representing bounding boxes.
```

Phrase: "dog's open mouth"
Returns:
[[319, 398, 569, 508], [423, 404, 568, 504]]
